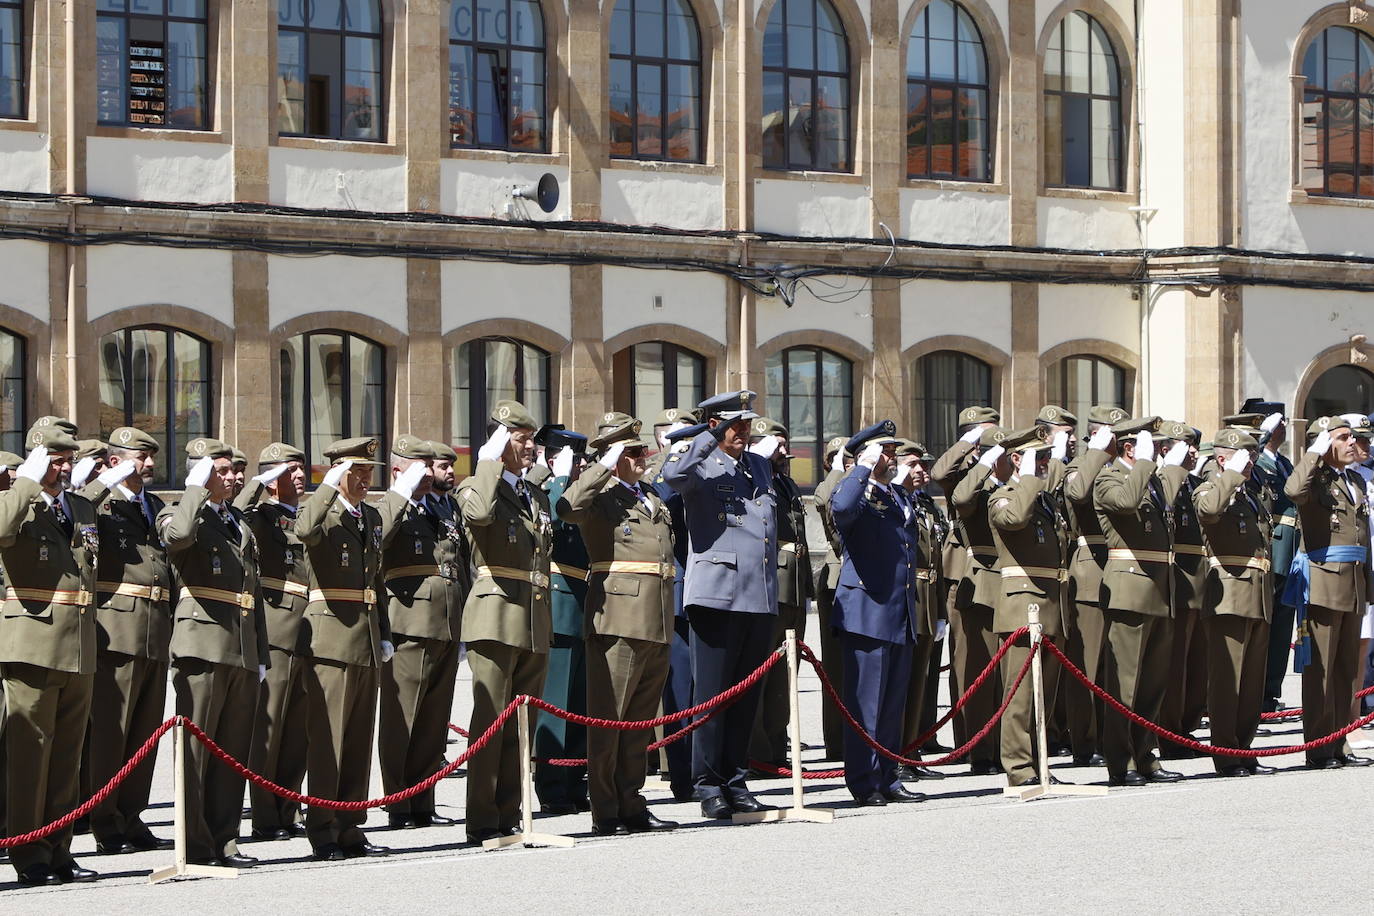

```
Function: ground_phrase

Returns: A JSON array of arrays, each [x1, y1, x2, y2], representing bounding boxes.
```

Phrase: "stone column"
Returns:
[[403, 0, 443, 211], [1006, 0, 1039, 247], [567, 265, 608, 432], [228, 251, 271, 458], [229, 0, 272, 202], [405, 259, 445, 437], [565, 0, 604, 220]]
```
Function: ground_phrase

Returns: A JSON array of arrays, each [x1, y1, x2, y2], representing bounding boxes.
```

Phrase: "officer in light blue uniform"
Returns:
[[660, 391, 779, 819], [830, 421, 926, 806]]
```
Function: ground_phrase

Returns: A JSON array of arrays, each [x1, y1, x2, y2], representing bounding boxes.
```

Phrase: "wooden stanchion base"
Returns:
[[1002, 782, 1109, 801], [481, 831, 576, 851], [732, 805, 835, 825], [148, 862, 240, 884]]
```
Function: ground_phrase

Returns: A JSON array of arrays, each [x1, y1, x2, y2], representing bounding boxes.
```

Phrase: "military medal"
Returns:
[[1036, 526, 1045, 544], [507, 522, 517, 544], [212, 554, 222, 576], [1331, 512, 1341, 532], [38, 541, 48, 562], [285, 549, 295, 568], [1143, 518, 1152, 533], [341, 548, 351, 567], [1238, 518, 1246, 534], [415, 537, 424, 556], [622, 521, 632, 537]]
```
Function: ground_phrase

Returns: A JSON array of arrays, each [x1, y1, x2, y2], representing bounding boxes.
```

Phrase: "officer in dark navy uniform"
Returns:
[[660, 391, 778, 820]]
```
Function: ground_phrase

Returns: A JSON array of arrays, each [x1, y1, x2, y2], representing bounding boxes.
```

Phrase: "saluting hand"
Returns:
[[598, 443, 625, 471], [322, 459, 354, 489], [1134, 430, 1156, 463], [252, 463, 291, 486], [959, 427, 984, 445], [97, 460, 138, 488], [1023, 447, 1041, 477], [1261, 412, 1284, 434], [70, 456, 99, 490], [1050, 431, 1069, 463], [1162, 440, 1190, 468], [749, 435, 781, 460], [1223, 449, 1251, 475], [16, 446, 50, 484], [186, 455, 215, 488], [857, 442, 884, 469], [390, 460, 429, 500], [977, 444, 1004, 469], [551, 446, 576, 478], [1308, 430, 1332, 457], [830, 447, 846, 473], [892, 462, 911, 487], [1087, 426, 1115, 452], [478, 425, 512, 463]]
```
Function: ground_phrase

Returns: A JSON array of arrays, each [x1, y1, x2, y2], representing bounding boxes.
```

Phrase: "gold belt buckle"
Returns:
[[363, 588, 377, 606], [148, 585, 164, 602], [236, 591, 254, 609], [78, 589, 93, 606], [532, 572, 549, 589]]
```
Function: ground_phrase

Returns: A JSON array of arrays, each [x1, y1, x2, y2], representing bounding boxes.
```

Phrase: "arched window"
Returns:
[[1044, 10, 1122, 190], [96, 0, 209, 129], [448, 0, 547, 151], [906, 0, 990, 181], [280, 330, 386, 485], [277, 0, 384, 141], [761, 0, 851, 173], [612, 341, 706, 418], [1300, 26, 1374, 197], [914, 349, 993, 460], [608, 0, 703, 162], [1304, 364, 1374, 420], [0, 326, 25, 454], [1056, 354, 1126, 432], [98, 326, 212, 485], [764, 345, 852, 486], [453, 337, 551, 476], [1, 0, 25, 119]]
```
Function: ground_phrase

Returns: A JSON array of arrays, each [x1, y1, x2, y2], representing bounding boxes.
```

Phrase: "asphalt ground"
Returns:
[[4, 613, 1373, 914]]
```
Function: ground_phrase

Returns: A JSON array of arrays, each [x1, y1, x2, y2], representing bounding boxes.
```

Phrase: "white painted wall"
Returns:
[[0, 240, 51, 321], [1038, 197, 1140, 249], [757, 277, 873, 351], [270, 147, 407, 213], [439, 260, 571, 340], [900, 279, 1011, 356], [268, 254, 408, 333], [1142, 287, 1186, 418], [1242, 286, 1374, 411], [1136, 0, 1187, 249], [439, 159, 571, 221], [600, 169, 724, 231], [86, 137, 234, 204], [601, 267, 727, 344], [86, 245, 234, 326], [0, 129, 50, 193], [900, 189, 1009, 245], [1039, 283, 1138, 353], [754, 179, 872, 238]]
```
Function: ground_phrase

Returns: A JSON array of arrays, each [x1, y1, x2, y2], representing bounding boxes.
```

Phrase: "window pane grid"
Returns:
[[97, 2, 208, 129], [451, 337, 551, 479], [0, 328, 25, 454], [0, 0, 25, 119], [762, 0, 852, 173], [281, 330, 386, 486], [764, 346, 852, 488], [609, 0, 703, 163], [916, 350, 992, 464], [449, 0, 547, 152], [906, 1, 991, 181], [1301, 27, 1374, 198], [1043, 11, 1122, 190], [278, 0, 384, 141]]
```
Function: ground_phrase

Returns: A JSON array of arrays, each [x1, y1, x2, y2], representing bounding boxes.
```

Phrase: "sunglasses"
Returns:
[[622, 446, 648, 457]]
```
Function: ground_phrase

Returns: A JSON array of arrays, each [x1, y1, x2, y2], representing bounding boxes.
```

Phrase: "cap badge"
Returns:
[[963, 408, 977, 421], [365, 439, 378, 456], [192, 440, 206, 456], [992, 431, 1006, 443], [666, 409, 678, 421], [38, 417, 50, 427], [1109, 408, 1126, 422], [29, 430, 42, 447], [118, 429, 133, 445], [268, 444, 282, 460], [498, 406, 512, 421], [1045, 408, 1059, 421], [1319, 417, 1331, 430], [604, 413, 615, 423]]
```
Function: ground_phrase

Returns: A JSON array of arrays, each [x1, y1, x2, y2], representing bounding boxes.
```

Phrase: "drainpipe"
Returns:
[[65, 0, 80, 418]]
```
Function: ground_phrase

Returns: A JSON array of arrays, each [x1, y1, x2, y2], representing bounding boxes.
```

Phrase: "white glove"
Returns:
[[1134, 430, 1155, 463], [322, 459, 353, 489], [16, 446, 49, 484], [390, 460, 429, 500], [892, 462, 911, 487], [1308, 430, 1332, 456], [97, 460, 138, 488], [252, 463, 290, 486], [1162, 440, 1190, 467], [830, 447, 845, 473], [977, 444, 1004, 469], [70, 456, 99, 490], [547, 447, 572, 478], [1022, 447, 1040, 477], [1050, 431, 1069, 463], [186, 455, 215, 488], [598, 442, 625, 471], [960, 427, 984, 445], [749, 435, 781, 459], [477, 425, 512, 463], [258, 664, 267, 684], [381, 640, 395, 663], [1223, 448, 1251, 474], [1087, 426, 1115, 451], [1261, 413, 1283, 434], [857, 442, 883, 469]]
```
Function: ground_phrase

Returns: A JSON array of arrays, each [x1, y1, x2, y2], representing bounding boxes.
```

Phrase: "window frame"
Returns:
[[95, 0, 211, 130], [0, 325, 26, 455], [447, 0, 548, 152], [276, 0, 387, 142], [0, 0, 25, 120], [1056, 354, 1126, 431], [1304, 363, 1374, 420], [765, 344, 854, 488], [608, 0, 704, 163], [453, 336, 552, 454], [1299, 25, 1374, 199], [280, 329, 388, 485], [905, 0, 992, 182], [621, 340, 707, 416], [1043, 10, 1124, 191], [761, 0, 853, 174], [915, 349, 994, 463]]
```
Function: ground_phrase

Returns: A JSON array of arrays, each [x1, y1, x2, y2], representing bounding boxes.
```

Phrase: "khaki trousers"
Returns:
[[1101, 610, 1173, 779], [379, 635, 460, 815], [248, 647, 309, 832], [303, 659, 378, 849], [1204, 614, 1269, 771], [949, 603, 1000, 766], [172, 658, 255, 862], [1301, 604, 1361, 764], [585, 635, 670, 821], [88, 651, 168, 844], [465, 640, 548, 834]]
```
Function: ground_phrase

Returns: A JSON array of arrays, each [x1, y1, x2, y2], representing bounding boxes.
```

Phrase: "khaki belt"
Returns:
[[1107, 548, 1173, 564], [95, 581, 168, 602], [915, 569, 936, 583], [384, 565, 440, 582], [260, 576, 309, 598], [5, 586, 92, 606], [308, 587, 378, 606], [1209, 555, 1272, 573], [1277, 516, 1297, 528], [1000, 566, 1069, 582], [1075, 535, 1106, 549], [967, 546, 997, 563], [551, 563, 589, 581], [1174, 544, 1208, 557], [477, 565, 550, 589], [590, 561, 676, 578], [183, 586, 255, 610]]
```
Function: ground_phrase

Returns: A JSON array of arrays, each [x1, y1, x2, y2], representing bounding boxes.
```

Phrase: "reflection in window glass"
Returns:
[[277, 0, 383, 140], [1043, 10, 1122, 190], [452, 337, 550, 479], [608, 0, 702, 162], [907, 0, 990, 181], [280, 330, 385, 485], [0, 0, 24, 119], [1301, 26, 1374, 197], [1058, 355, 1126, 434], [764, 346, 852, 486], [762, 0, 851, 172], [615, 341, 706, 421], [915, 350, 992, 462], [96, 0, 208, 128], [449, 0, 547, 151], [0, 327, 25, 454]]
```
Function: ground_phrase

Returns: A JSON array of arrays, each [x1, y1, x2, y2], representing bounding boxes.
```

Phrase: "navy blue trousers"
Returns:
[[660, 616, 694, 797], [687, 606, 775, 798], [840, 630, 913, 799]]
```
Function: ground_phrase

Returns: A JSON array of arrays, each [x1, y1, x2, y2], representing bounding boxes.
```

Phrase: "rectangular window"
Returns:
[[0, 331, 24, 454], [0, 2, 23, 119]]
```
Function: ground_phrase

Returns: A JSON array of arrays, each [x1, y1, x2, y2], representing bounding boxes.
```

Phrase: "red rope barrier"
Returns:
[[537, 704, 728, 767], [897, 626, 1029, 757], [1258, 685, 1374, 722], [1043, 640, 1374, 758]]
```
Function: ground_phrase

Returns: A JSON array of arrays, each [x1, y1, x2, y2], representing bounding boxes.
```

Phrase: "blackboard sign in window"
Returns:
[[128, 40, 166, 124]]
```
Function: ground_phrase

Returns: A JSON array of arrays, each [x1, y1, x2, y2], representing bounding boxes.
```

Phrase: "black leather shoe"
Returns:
[[122, 831, 172, 851], [574, 799, 592, 813], [969, 761, 1002, 776], [1108, 770, 1148, 787], [853, 791, 888, 807], [288, 823, 308, 838], [591, 818, 628, 836], [882, 785, 927, 803], [387, 813, 417, 829], [540, 802, 578, 817], [311, 843, 346, 861], [1219, 765, 1251, 778], [465, 829, 502, 845], [252, 827, 292, 841], [1250, 763, 1277, 776], [905, 765, 945, 781], [1012, 774, 1067, 787], [54, 862, 98, 883], [671, 786, 694, 802], [1075, 753, 1106, 767], [220, 853, 258, 869], [699, 796, 733, 819], [726, 794, 773, 814], [16, 864, 61, 886], [1307, 758, 1342, 770], [922, 741, 954, 754], [623, 811, 678, 833], [1047, 743, 1073, 758], [1160, 745, 1198, 760], [1147, 768, 1184, 783], [95, 836, 134, 855], [894, 764, 918, 781], [1339, 753, 1374, 767], [413, 813, 459, 827], [341, 842, 390, 858]]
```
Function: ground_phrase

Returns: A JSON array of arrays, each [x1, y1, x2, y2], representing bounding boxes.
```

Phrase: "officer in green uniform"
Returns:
[[69, 439, 108, 491], [1244, 401, 1299, 713], [1032, 406, 1076, 752], [296, 437, 392, 860], [0, 429, 99, 885], [812, 435, 851, 760], [457, 400, 554, 843], [235, 442, 312, 840]]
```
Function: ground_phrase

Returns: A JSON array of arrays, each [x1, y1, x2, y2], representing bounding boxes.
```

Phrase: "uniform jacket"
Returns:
[[0, 477, 99, 674], [296, 483, 390, 666], [1093, 458, 1179, 617], [559, 462, 675, 644], [813, 466, 846, 593], [81, 480, 172, 660], [989, 475, 1068, 637], [234, 481, 310, 654], [649, 467, 690, 620], [950, 462, 1002, 612], [1284, 451, 1371, 612], [1254, 449, 1298, 579], [1064, 448, 1111, 605], [932, 440, 978, 585], [830, 466, 919, 645], [159, 485, 268, 670], [1163, 465, 1208, 612], [908, 488, 948, 636], [660, 430, 778, 616], [773, 469, 814, 608], [457, 459, 553, 652], [378, 490, 467, 643], [545, 474, 590, 638], [1194, 468, 1273, 621]]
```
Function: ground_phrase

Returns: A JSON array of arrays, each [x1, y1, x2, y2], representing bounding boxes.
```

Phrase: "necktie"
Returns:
[[516, 480, 531, 514], [135, 494, 153, 526], [52, 497, 73, 538], [220, 506, 239, 540]]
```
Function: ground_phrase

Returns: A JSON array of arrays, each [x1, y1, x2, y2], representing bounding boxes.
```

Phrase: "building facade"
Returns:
[[1, 0, 1373, 487]]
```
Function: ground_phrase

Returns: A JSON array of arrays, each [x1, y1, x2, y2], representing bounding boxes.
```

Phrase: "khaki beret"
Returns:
[[894, 438, 924, 457], [1222, 413, 1265, 431], [258, 442, 306, 466], [750, 417, 788, 439], [230, 448, 248, 466], [491, 399, 538, 430], [29, 415, 78, 438], [1213, 428, 1258, 450], [109, 426, 160, 453], [590, 415, 648, 453], [1162, 421, 1199, 445], [978, 426, 1008, 448], [824, 435, 850, 460], [1001, 427, 1047, 453], [0, 450, 22, 468], [958, 405, 1000, 427], [75, 439, 108, 461], [1307, 416, 1352, 439], [392, 434, 438, 460], [655, 406, 702, 427], [427, 440, 458, 462], [185, 437, 233, 460], [1088, 405, 1130, 426], [323, 436, 383, 465], [1036, 405, 1078, 426]]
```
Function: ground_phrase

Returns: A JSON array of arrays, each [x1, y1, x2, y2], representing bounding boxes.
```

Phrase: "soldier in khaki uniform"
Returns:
[[0, 450, 15, 851], [234, 442, 312, 841], [1194, 428, 1275, 777], [69, 439, 108, 491], [458, 400, 553, 843], [377, 435, 467, 829], [1093, 417, 1183, 786], [1284, 417, 1374, 768], [988, 429, 1070, 786], [0, 430, 99, 885], [812, 435, 851, 760], [296, 437, 393, 859], [78, 426, 174, 854], [559, 415, 679, 835], [159, 438, 268, 868]]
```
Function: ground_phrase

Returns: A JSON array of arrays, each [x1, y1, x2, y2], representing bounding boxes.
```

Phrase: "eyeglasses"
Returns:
[[623, 446, 648, 457]]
